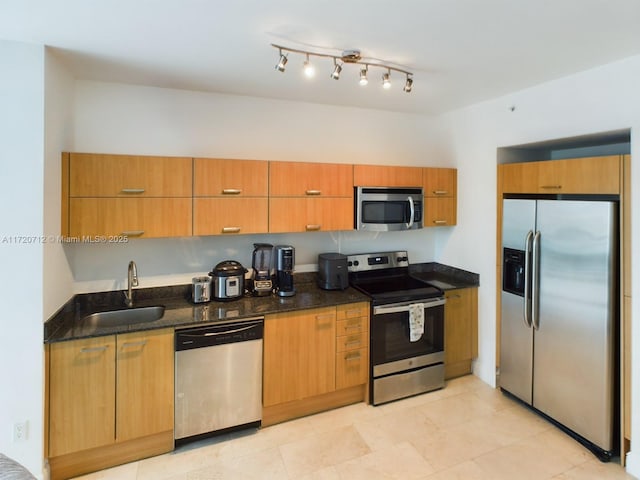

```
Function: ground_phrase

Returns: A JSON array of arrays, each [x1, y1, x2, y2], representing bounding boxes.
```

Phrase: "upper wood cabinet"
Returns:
[[501, 156, 621, 194], [270, 161, 353, 197], [423, 167, 457, 227], [353, 164, 423, 187], [269, 197, 353, 233], [193, 158, 269, 235], [194, 158, 268, 196], [69, 153, 192, 197], [63, 153, 193, 238]]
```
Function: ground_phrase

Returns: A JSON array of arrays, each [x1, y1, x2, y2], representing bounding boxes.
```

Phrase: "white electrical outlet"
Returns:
[[13, 421, 27, 442]]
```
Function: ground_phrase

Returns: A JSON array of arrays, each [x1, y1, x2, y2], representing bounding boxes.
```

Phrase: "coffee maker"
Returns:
[[274, 245, 295, 297], [251, 243, 273, 296]]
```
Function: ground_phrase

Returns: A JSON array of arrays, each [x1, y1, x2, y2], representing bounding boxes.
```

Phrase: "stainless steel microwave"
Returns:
[[355, 186, 423, 231]]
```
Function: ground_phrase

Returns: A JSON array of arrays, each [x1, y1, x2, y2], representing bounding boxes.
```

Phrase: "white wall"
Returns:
[[44, 49, 75, 317], [0, 40, 45, 477], [69, 81, 452, 292], [437, 55, 640, 475]]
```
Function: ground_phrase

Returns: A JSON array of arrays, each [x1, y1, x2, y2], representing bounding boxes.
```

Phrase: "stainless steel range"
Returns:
[[347, 251, 446, 405]]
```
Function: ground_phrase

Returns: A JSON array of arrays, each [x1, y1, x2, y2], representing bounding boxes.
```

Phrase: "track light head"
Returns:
[[331, 60, 342, 80], [303, 54, 315, 78], [382, 71, 391, 89], [403, 75, 413, 93], [275, 50, 288, 72], [359, 67, 369, 86]]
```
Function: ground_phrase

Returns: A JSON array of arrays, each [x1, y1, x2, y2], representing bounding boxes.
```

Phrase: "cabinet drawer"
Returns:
[[194, 197, 268, 235], [69, 153, 192, 197], [336, 302, 369, 320], [336, 331, 368, 352], [336, 348, 368, 390], [69, 198, 192, 238], [336, 317, 368, 336]]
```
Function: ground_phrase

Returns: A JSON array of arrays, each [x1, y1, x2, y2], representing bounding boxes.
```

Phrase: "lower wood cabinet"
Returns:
[[47, 328, 174, 480], [444, 288, 478, 379], [263, 302, 370, 426]]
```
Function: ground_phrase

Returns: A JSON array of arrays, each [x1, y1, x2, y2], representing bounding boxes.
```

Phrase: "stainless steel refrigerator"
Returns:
[[500, 198, 617, 459]]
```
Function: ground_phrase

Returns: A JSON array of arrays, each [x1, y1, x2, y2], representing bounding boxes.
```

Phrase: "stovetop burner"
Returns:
[[347, 251, 443, 304]]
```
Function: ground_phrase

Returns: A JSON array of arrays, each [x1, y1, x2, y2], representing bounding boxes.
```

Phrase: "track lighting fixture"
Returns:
[[382, 70, 391, 89], [271, 43, 413, 93], [275, 49, 288, 72]]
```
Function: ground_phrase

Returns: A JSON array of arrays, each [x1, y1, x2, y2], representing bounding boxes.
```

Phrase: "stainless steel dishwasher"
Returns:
[[174, 317, 263, 443]]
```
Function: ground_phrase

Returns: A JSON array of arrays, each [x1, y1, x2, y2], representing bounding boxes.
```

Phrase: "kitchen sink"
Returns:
[[81, 305, 165, 327]]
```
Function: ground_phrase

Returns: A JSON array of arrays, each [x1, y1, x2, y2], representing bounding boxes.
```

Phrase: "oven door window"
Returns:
[[371, 304, 444, 365], [361, 200, 410, 225]]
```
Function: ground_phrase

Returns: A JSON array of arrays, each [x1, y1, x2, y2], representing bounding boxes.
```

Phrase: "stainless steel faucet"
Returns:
[[124, 260, 139, 307]]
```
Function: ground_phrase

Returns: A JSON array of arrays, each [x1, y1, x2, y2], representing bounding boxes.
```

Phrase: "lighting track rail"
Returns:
[[272, 43, 413, 93]]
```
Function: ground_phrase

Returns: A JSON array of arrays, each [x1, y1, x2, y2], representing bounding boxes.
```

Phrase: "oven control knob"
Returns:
[[353, 260, 360, 266], [347, 261, 353, 267]]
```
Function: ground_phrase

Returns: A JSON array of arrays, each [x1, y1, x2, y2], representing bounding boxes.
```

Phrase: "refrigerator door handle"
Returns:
[[523, 230, 534, 328], [531, 230, 541, 330]]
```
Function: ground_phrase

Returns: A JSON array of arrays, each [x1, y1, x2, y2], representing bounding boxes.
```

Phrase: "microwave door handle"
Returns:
[[406, 196, 415, 229]]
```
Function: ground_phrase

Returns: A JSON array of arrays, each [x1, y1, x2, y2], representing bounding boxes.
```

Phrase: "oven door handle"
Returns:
[[373, 298, 446, 315]]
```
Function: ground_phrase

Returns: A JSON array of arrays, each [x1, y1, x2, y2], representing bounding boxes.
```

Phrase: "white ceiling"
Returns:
[[2, 0, 640, 114]]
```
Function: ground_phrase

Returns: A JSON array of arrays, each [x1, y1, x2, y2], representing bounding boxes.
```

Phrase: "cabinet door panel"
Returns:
[[194, 198, 268, 235], [69, 153, 192, 197], [538, 156, 620, 194], [353, 165, 422, 187], [194, 158, 268, 196], [424, 197, 457, 227], [423, 168, 457, 196], [444, 288, 478, 379], [264, 308, 336, 406], [69, 198, 192, 238], [269, 198, 353, 233], [49, 337, 116, 457], [270, 162, 353, 197], [116, 329, 174, 442], [501, 162, 540, 193]]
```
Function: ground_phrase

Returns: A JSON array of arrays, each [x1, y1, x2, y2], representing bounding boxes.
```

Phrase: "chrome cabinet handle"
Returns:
[[433, 220, 448, 225], [344, 324, 361, 330], [540, 185, 562, 189], [344, 309, 362, 317], [121, 340, 147, 348], [222, 189, 242, 195], [121, 230, 144, 237], [345, 352, 362, 361], [222, 227, 241, 233], [345, 340, 362, 348], [121, 188, 145, 194], [306, 224, 321, 231], [305, 190, 321, 196], [433, 190, 448, 195], [523, 230, 533, 328], [80, 346, 109, 353]]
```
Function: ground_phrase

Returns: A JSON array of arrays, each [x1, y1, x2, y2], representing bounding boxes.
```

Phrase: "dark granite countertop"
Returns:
[[409, 262, 480, 290], [44, 263, 479, 343], [44, 273, 370, 343]]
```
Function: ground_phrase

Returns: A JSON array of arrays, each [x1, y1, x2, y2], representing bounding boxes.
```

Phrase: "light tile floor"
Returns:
[[74, 375, 635, 479]]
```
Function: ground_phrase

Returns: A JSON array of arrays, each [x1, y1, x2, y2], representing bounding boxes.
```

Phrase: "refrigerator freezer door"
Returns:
[[500, 199, 536, 402], [500, 290, 534, 402], [533, 200, 617, 451]]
